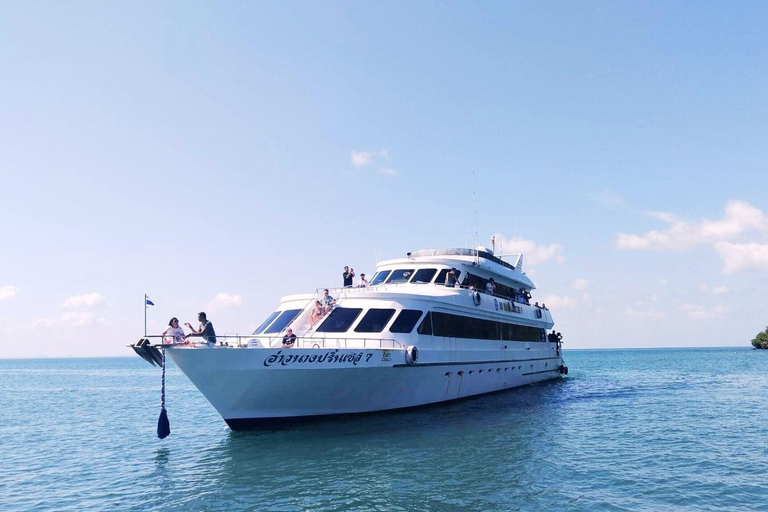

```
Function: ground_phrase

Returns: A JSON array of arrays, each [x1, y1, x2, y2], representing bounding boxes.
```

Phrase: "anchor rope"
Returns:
[[161, 348, 166, 410]]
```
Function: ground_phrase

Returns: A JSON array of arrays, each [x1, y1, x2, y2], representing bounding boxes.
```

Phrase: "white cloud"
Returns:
[[63, 293, 106, 308], [351, 150, 375, 168], [211, 293, 243, 309], [715, 242, 768, 274], [572, 278, 589, 290], [586, 188, 627, 209], [617, 200, 768, 251], [625, 308, 665, 319], [617, 200, 768, 273], [0, 286, 17, 300], [60, 311, 97, 327], [538, 294, 577, 309], [699, 284, 730, 295], [350, 149, 397, 177], [659, 278, 668, 286], [493, 234, 564, 266], [678, 303, 730, 320]]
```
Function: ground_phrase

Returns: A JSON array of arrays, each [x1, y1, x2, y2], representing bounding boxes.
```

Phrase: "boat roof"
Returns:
[[377, 247, 535, 289]]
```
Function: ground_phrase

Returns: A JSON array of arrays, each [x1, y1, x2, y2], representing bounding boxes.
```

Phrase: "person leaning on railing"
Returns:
[[282, 328, 296, 348]]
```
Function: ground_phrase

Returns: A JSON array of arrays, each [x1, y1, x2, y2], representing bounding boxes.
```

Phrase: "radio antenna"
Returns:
[[472, 165, 478, 248]]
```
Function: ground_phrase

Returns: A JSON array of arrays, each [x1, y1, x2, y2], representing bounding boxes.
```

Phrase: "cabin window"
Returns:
[[500, 323, 543, 342], [370, 270, 391, 286], [417, 312, 433, 335], [316, 307, 364, 333], [410, 268, 437, 284], [435, 268, 463, 286], [465, 272, 517, 299], [428, 311, 543, 342], [389, 309, 424, 333], [355, 308, 396, 333], [252, 311, 280, 334], [264, 309, 302, 334], [386, 269, 415, 284]]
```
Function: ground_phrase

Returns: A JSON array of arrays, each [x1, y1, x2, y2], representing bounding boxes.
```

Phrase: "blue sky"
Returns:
[[1, 1, 767, 357]]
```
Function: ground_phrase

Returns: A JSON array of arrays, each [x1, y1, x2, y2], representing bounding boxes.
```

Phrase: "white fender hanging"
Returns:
[[405, 345, 419, 365]]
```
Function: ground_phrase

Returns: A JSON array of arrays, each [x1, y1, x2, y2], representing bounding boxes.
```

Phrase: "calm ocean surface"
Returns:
[[1, 347, 767, 512]]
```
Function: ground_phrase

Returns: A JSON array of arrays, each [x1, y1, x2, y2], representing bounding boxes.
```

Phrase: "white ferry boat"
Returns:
[[135, 247, 567, 429]]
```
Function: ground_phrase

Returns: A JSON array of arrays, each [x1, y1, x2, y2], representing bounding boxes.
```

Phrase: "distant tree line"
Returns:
[[752, 326, 768, 350]]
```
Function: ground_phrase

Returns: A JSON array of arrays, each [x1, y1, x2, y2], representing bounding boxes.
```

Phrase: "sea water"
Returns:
[[1, 347, 767, 511]]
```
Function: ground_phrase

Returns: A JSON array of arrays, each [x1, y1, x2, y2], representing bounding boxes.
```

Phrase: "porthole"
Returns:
[[458, 371, 464, 376], [479, 369, 483, 373], [469, 371, 474, 375], [445, 372, 451, 377]]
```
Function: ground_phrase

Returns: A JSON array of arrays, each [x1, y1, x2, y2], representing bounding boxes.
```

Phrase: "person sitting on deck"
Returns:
[[162, 317, 186, 344], [184, 312, 217, 347], [282, 328, 297, 348], [309, 300, 323, 326], [358, 273, 369, 287], [321, 289, 336, 314]]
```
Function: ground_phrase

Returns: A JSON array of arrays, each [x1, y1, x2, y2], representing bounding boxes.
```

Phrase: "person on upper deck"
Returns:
[[321, 289, 336, 314], [184, 312, 217, 347], [309, 300, 323, 326], [486, 278, 496, 295], [282, 328, 297, 348], [343, 266, 355, 287], [358, 273, 369, 287], [445, 268, 458, 287]]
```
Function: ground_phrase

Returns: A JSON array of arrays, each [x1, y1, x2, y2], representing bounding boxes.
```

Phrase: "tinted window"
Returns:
[[390, 310, 424, 333], [370, 271, 391, 286], [417, 312, 433, 335], [264, 309, 302, 334], [501, 323, 543, 342], [316, 308, 364, 333], [410, 268, 437, 283], [253, 311, 280, 334], [435, 269, 450, 285], [354, 308, 396, 333], [387, 269, 415, 284]]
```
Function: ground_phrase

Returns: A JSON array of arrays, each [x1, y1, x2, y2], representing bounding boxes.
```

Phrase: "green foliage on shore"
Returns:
[[752, 326, 768, 349]]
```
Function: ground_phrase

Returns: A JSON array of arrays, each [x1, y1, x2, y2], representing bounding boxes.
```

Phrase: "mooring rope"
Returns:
[[157, 348, 171, 439]]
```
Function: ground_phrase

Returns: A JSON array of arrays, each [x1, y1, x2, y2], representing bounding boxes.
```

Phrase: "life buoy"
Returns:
[[472, 291, 482, 306], [405, 345, 419, 365]]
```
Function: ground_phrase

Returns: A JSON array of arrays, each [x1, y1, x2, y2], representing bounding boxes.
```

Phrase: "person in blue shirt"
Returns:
[[321, 289, 336, 315], [184, 312, 217, 347]]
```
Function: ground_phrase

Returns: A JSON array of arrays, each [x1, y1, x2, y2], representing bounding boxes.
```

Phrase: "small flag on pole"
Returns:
[[146, 297, 155, 306]]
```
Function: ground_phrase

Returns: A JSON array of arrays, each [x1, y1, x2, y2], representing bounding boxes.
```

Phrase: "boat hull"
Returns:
[[167, 346, 564, 430]]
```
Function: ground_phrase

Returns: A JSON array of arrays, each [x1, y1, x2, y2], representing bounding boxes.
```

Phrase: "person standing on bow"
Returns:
[[185, 312, 217, 347]]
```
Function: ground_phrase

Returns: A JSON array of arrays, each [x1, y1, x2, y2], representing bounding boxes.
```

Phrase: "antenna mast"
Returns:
[[472, 166, 478, 248]]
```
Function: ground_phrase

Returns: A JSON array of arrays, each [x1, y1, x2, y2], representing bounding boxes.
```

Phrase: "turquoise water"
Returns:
[[1, 348, 767, 511]]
